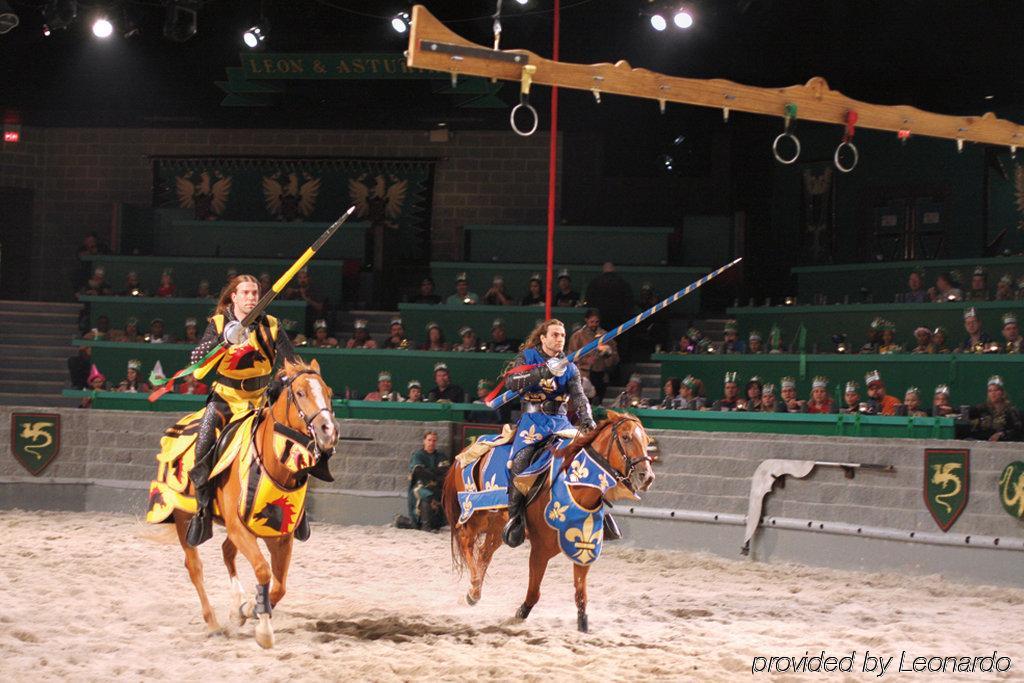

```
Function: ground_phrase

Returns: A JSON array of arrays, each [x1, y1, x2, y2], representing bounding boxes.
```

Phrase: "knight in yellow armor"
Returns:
[[186, 274, 297, 547]]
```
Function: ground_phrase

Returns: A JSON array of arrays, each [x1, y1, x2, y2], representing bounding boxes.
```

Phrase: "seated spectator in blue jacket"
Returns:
[[398, 431, 450, 531], [903, 269, 928, 303]]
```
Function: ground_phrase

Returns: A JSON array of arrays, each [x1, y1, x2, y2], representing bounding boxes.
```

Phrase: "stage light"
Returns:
[[163, 3, 197, 42], [0, 1, 19, 35], [92, 17, 113, 38], [42, 24, 51, 36], [242, 24, 265, 48], [650, 14, 667, 31], [391, 12, 409, 33], [515, 0, 528, 4], [673, 10, 693, 28]]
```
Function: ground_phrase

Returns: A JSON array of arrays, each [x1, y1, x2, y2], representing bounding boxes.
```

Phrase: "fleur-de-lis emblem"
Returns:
[[569, 459, 590, 482], [484, 474, 500, 491], [598, 473, 610, 490], [565, 514, 600, 564], [548, 501, 569, 522], [518, 424, 543, 445], [539, 378, 556, 393]]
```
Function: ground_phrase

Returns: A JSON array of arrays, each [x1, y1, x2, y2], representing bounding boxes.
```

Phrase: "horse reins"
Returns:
[[586, 417, 652, 493]]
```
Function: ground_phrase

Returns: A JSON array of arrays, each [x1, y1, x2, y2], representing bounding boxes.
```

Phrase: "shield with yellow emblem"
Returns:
[[11, 413, 61, 476], [998, 461, 1024, 520], [924, 448, 969, 532]]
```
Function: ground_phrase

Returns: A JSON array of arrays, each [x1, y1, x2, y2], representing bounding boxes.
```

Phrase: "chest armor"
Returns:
[[520, 348, 575, 404], [210, 314, 279, 380]]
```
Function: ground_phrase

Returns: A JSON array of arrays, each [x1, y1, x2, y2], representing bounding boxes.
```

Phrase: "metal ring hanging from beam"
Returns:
[[510, 64, 539, 137]]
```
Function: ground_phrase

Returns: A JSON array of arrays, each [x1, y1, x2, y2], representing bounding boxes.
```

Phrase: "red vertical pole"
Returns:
[[544, 0, 560, 321]]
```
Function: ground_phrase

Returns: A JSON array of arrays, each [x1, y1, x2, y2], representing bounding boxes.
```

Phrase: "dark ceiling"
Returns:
[[2, 0, 1023, 129]]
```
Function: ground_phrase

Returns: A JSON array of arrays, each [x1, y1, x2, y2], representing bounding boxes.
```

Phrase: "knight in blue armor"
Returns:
[[501, 319, 617, 547]]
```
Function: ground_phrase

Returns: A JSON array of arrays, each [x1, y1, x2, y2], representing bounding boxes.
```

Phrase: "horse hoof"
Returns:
[[515, 604, 533, 620], [466, 592, 478, 606], [254, 614, 274, 649], [577, 614, 588, 632]]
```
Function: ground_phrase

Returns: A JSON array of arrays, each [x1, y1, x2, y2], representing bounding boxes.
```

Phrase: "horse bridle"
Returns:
[[587, 417, 652, 493], [279, 369, 333, 453]]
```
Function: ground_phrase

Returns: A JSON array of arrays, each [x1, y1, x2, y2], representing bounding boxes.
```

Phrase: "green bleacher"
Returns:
[[654, 353, 1023, 405], [79, 296, 307, 337], [727, 301, 1021, 352], [428, 263, 705, 315], [793, 255, 1024, 303], [396, 304, 583, 344], [462, 224, 675, 264]]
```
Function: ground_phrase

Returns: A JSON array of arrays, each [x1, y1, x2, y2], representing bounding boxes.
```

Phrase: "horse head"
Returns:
[[566, 410, 655, 501], [274, 358, 338, 479]]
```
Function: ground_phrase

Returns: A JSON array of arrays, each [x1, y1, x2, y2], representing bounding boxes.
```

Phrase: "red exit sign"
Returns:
[[3, 130, 19, 143]]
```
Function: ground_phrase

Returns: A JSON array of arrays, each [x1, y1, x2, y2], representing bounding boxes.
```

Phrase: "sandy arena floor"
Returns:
[[0, 510, 1021, 682]]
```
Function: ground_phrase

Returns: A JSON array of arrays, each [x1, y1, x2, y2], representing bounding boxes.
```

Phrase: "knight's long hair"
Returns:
[[499, 318, 566, 376], [213, 274, 259, 320]]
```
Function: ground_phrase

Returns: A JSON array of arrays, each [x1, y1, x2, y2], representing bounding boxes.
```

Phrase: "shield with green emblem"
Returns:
[[924, 448, 969, 532], [998, 461, 1024, 520], [11, 413, 61, 476]]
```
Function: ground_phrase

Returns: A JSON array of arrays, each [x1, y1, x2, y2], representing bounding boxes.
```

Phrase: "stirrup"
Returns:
[[603, 512, 622, 542], [502, 515, 525, 548], [186, 511, 213, 547]]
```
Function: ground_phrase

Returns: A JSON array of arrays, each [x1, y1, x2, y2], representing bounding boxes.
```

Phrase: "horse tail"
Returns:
[[441, 463, 466, 575]]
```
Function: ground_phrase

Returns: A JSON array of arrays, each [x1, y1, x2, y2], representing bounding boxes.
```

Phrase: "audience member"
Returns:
[[932, 385, 956, 417], [657, 377, 682, 410], [520, 273, 545, 306], [722, 320, 746, 354], [406, 379, 425, 402], [1002, 312, 1021, 353], [911, 326, 933, 354], [156, 269, 176, 298], [966, 266, 989, 302], [804, 376, 835, 413], [398, 431, 450, 531], [877, 321, 902, 354], [383, 317, 410, 349], [897, 387, 929, 417], [284, 268, 326, 335], [446, 273, 479, 305], [678, 375, 706, 410], [346, 319, 378, 349], [743, 376, 763, 411], [904, 269, 928, 303], [567, 309, 619, 405], [452, 326, 484, 352], [83, 315, 113, 341], [146, 318, 172, 343], [929, 272, 963, 303], [636, 283, 670, 354], [746, 330, 765, 354], [958, 307, 991, 353], [428, 362, 465, 403], [469, 379, 511, 423], [554, 269, 580, 308], [964, 375, 1022, 441], [310, 319, 340, 348], [195, 279, 213, 299], [483, 275, 513, 306], [176, 373, 209, 395], [68, 346, 92, 389], [419, 322, 449, 351], [585, 262, 634, 338], [75, 232, 109, 289], [78, 364, 110, 408], [996, 274, 1015, 301], [776, 377, 804, 413], [485, 319, 519, 353], [79, 267, 112, 296], [687, 327, 711, 354], [674, 331, 697, 354], [182, 317, 200, 344], [412, 277, 442, 304], [859, 318, 883, 353], [839, 380, 861, 414], [118, 317, 142, 343], [758, 383, 777, 412], [116, 359, 151, 393], [864, 370, 900, 415], [712, 372, 742, 411], [364, 371, 403, 401], [613, 373, 648, 409], [119, 271, 147, 297], [931, 326, 951, 353]]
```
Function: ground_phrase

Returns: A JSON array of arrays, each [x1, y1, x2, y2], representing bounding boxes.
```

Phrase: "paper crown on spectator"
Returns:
[[1003, 312, 1018, 327], [455, 272, 468, 282], [905, 386, 920, 397], [640, 281, 653, 291], [999, 273, 1014, 286], [150, 317, 164, 325], [492, 274, 504, 284], [529, 272, 542, 282], [557, 268, 571, 280], [686, 327, 701, 339], [477, 378, 493, 390], [811, 376, 829, 389], [973, 265, 987, 277], [127, 359, 142, 371], [963, 307, 978, 320], [488, 318, 503, 330], [87, 364, 105, 384], [748, 375, 762, 384], [845, 380, 859, 393], [126, 317, 138, 327], [425, 321, 440, 331], [682, 375, 697, 389], [434, 362, 449, 372], [723, 320, 738, 333], [390, 317, 402, 327], [314, 319, 328, 330], [185, 317, 197, 327], [934, 384, 950, 396], [353, 319, 367, 329], [865, 369, 883, 385], [988, 375, 1004, 387], [761, 383, 775, 396], [629, 373, 643, 385], [280, 319, 298, 331], [459, 326, 474, 337], [93, 266, 105, 277], [869, 317, 884, 330], [377, 371, 392, 382], [198, 279, 209, 287], [949, 269, 964, 284], [914, 326, 931, 337], [724, 371, 738, 385], [748, 330, 762, 341], [932, 326, 947, 336], [127, 270, 138, 278], [407, 379, 421, 390], [780, 376, 796, 389]]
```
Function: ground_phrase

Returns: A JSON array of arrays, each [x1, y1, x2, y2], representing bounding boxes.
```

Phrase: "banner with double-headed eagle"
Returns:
[[152, 157, 435, 264]]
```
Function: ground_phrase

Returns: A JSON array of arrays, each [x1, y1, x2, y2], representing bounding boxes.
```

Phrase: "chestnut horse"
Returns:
[[170, 358, 337, 648], [442, 410, 655, 631]]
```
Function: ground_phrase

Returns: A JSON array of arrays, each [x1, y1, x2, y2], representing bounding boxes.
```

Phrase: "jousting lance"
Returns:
[[486, 257, 743, 410], [148, 205, 357, 401]]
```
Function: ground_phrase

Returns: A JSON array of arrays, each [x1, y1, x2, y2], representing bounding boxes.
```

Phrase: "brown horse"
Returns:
[[168, 358, 337, 648], [442, 410, 655, 631]]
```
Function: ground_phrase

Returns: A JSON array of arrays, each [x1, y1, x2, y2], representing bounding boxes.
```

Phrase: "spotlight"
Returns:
[[673, 10, 693, 28], [92, 16, 113, 38], [163, 2, 197, 43], [0, 1, 19, 35], [515, 0, 528, 4], [41, 0, 76, 31], [42, 24, 51, 36], [650, 14, 667, 31], [242, 24, 266, 48], [391, 11, 410, 33]]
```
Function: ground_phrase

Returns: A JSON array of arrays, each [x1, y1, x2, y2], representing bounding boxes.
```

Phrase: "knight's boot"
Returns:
[[603, 512, 622, 541], [294, 511, 310, 541], [186, 449, 215, 547], [502, 485, 527, 547]]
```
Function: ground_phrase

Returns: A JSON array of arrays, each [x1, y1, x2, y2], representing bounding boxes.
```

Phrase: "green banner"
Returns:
[[152, 157, 435, 264]]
